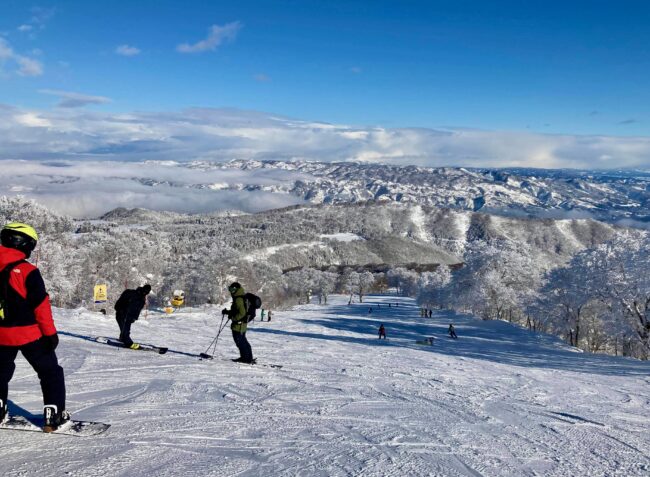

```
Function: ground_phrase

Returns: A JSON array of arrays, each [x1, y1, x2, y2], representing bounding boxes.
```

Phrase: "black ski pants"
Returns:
[[0, 338, 66, 410], [116, 314, 134, 347], [232, 330, 253, 362]]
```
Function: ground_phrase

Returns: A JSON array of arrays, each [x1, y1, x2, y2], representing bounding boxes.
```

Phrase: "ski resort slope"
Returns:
[[1, 296, 649, 477]]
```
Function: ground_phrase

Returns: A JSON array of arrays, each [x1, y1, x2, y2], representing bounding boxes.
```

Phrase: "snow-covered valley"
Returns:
[[1, 295, 649, 477]]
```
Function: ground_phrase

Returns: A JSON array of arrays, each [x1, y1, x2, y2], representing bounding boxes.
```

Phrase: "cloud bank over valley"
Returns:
[[2, 104, 650, 170]]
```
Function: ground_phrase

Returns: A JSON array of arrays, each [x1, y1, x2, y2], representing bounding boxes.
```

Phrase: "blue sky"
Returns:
[[1, 1, 649, 172], [1, 0, 648, 135]]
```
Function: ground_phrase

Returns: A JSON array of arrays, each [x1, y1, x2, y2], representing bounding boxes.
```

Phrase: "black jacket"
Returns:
[[115, 287, 147, 323]]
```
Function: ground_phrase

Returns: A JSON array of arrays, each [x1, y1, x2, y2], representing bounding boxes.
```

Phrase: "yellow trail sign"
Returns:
[[94, 284, 108, 304]]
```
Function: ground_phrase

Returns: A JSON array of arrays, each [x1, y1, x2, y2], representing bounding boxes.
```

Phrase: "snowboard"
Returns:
[[95, 336, 168, 354], [0, 415, 110, 436]]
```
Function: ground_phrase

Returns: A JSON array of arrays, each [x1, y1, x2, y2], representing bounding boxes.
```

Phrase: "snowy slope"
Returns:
[[1, 296, 649, 477]]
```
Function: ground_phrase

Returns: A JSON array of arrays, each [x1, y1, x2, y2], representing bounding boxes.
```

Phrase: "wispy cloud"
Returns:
[[115, 44, 141, 56], [38, 89, 112, 108], [0, 160, 307, 217], [29, 6, 56, 27], [254, 73, 271, 82], [0, 37, 43, 76], [0, 104, 649, 170], [350, 66, 362, 74], [17, 6, 55, 38], [176, 21, 242, 53], [618, 118, 639, 125]]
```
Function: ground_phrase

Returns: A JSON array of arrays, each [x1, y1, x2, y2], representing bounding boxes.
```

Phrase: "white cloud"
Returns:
[[0, 160, 308, 217], [115, 44, 141, 56], [254, 73, 271, 82], [38, 89, 112, 108], [16, 56, 43, 76], [0, 37, 43, 76], [176, 21, 242, 53], [0, 104, 649, 170], [350, 66, 362, 74], [17, 24, 33, 32]]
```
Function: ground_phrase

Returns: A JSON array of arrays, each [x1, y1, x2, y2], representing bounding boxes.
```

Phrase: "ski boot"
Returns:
[[0, 399, 7, 424], [43, 405, 71, 433]]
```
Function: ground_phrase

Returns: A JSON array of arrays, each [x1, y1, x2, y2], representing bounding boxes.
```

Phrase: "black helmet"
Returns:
[[140, 284, 152, 295], [1, 222, 38, 258], [228, 282, 241, 294]]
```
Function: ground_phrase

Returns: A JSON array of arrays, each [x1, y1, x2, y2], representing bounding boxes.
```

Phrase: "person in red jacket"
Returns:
[[0, 223, 68, 432]]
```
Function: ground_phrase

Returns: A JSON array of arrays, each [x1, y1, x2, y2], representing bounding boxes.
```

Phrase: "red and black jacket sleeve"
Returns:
[[0, 262, 56, 346]]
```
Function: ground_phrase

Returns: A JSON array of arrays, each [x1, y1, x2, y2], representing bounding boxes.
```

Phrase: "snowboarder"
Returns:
[[378, 324, 386, 339], [448, 324, 458, 339], [222, 282, 254, 364], [114, 284, 151, 349], [0, 223, 69, 432]]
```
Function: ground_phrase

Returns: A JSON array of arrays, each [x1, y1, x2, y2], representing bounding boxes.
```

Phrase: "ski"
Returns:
[[95, 336, 168, 354], [230, 359, 283, 369], [0, 415, 110, 436]]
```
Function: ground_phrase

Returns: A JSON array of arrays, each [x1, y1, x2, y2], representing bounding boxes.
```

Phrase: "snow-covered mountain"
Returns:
[[213, 160, 650, 225], [2, 295, 648, 476], [1, 159, 649, 224]]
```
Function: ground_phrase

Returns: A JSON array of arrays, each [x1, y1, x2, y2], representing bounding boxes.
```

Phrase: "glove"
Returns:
[[42, 333, 59, 351], [222, 308, 228, 315]]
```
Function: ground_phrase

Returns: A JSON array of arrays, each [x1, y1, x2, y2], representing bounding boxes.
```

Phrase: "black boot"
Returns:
[[43, 405, 71, 433], [0, 399, 7, 423]]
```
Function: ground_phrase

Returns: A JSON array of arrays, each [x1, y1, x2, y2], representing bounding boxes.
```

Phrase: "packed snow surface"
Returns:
[[1, 295, 649, 476]]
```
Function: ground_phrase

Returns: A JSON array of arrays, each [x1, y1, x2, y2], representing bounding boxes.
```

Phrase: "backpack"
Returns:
[[243, 293, 262, 323], [0, 260, 24, 321]]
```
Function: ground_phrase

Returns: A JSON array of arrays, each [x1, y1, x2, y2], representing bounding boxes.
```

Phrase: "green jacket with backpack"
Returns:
[[227, 286, 248, 333]]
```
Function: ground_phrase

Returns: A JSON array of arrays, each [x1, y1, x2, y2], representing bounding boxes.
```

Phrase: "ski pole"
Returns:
[[209, 317, 230, 356], [203, 312, 228, 356], [203, 314, 224, 355]]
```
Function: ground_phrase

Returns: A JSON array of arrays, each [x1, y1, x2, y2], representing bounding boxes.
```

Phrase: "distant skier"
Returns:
[[0, 223, 69, 432], [428, 309, 432, 318], [388, 303, 391, 308], [378, 324, 386, 339], [448, 324, 458, 339], [368, 307, 373, 314], [260, 309, 266, 321], [114, 284, 151, 349], [267, 310, 272, 322], [223, 282, 254, 364]]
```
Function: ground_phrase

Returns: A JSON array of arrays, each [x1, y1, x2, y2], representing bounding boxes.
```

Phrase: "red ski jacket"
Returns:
[[0, 246, 56, 346]]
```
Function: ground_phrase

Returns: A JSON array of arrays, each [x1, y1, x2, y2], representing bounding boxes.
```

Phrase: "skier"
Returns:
[[448, 323, 458, 339], [222, 282, 254, 364], [428, 309, 432, 318], [0, 223, 69, 432], [114, 284, 151, 349], [260, 309, 266, 322], [267, 310, 272, 322], [378, 324, 386, 340], [368, 307, 372, 314]]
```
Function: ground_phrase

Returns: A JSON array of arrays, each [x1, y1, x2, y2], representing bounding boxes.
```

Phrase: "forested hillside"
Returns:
[[1, 195, 647, 359]]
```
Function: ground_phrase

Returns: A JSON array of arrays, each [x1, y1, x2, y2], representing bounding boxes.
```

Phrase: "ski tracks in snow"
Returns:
[[1, 296, 649, 476]]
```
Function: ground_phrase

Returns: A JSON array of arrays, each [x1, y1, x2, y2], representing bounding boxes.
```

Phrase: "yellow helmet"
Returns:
[[2, 223, 38, 241], [1, 222, 39, 256]]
